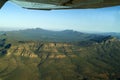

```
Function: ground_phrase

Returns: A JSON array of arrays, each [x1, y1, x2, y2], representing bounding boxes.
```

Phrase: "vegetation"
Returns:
[[0, 29, 120, 80], [5, 28, 106, 42]]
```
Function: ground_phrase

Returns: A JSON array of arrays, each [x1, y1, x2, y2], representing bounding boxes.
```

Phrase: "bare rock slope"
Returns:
[[0, 37, 120, 80]]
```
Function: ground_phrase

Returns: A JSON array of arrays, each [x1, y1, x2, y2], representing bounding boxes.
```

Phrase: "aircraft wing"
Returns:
[[0, 0, 7, 9], [0, 0, 120, 10]]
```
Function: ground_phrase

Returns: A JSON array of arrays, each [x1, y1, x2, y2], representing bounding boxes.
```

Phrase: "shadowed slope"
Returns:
[[0, 36, 120, 80]]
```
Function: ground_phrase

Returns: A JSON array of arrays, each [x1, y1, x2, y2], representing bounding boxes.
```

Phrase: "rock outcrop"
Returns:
[[0, 39, 120, 80]]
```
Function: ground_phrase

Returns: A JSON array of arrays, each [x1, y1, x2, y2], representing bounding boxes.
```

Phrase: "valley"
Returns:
[[0, 29, 120, 80]]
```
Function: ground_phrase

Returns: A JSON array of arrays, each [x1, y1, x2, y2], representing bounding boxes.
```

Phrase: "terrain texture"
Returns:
[[0, 29, 120, 80]]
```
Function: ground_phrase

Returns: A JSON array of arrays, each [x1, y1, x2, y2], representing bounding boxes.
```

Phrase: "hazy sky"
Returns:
[[0, 1, 120, 32]]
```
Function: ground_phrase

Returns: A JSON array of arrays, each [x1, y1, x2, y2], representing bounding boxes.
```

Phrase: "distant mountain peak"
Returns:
[[4, 28, 118, 42]]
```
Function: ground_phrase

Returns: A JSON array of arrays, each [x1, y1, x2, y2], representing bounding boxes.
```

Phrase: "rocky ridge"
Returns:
[[0, 37, 120, 80]]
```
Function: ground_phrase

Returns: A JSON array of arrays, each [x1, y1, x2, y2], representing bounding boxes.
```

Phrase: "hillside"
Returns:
[[95, 32, 120, 39], [0, 36, 120, 80], [4, 28, 107, 42]]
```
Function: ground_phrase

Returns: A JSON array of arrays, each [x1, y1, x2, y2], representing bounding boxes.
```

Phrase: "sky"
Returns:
[[0, 1, 120, 32]]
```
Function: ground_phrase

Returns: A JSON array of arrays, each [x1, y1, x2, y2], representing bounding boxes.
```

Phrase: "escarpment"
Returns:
[[0, 37, 120, 80]]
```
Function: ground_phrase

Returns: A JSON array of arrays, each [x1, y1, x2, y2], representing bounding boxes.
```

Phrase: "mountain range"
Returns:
[[1, 28, 113, 42], [0, 28, 120, 80]]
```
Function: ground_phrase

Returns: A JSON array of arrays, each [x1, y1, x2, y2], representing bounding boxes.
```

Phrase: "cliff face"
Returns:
[[7, 42, 74, 58], [0, 38, 120, 80]]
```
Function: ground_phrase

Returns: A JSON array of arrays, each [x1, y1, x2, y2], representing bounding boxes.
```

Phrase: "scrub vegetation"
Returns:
[[0, 29, 120, 80]]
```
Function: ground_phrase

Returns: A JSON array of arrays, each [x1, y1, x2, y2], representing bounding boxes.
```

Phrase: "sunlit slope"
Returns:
[[0, 37, 120, 80]]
